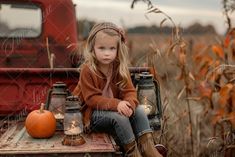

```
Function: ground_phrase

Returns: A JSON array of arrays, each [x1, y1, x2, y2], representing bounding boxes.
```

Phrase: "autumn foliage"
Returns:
[[171, 28, 235, 129], [130, 0, 235, 156], [147, 27, 235, 156], [195, 29, 235, 129]]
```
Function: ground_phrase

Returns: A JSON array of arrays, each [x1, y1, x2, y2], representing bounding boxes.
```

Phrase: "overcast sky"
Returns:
[[73, 0, 235, 34]]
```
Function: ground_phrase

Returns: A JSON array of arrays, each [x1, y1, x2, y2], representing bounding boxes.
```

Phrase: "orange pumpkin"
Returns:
[[25, 103, 56, 138]]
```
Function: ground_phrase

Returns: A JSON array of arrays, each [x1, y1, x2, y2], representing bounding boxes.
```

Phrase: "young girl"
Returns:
[[73, 22, 162, 157]]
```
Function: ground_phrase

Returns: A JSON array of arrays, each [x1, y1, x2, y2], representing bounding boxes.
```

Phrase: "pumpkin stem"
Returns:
[[40, 103, 45, 113]]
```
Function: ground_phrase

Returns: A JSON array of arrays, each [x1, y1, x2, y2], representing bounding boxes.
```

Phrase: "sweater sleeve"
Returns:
[[80, 66, 121, 111], [120, 73, 139, 110]]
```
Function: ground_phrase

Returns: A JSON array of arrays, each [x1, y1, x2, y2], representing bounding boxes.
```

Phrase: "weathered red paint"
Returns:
[[0, 68, 80, 115], [0, 0, 79, 68], [0, 0, 80, 115]]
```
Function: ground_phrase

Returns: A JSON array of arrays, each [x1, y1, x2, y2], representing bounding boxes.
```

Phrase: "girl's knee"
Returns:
[[112, 112, 130, 125], [131, 105, 149, 121], [134, 105, 146, 116]]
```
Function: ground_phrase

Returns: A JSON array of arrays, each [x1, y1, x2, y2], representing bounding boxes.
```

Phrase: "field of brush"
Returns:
[[128, 33, 235, 157]]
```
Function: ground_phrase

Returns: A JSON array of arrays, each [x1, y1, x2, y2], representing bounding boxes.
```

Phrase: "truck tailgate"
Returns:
[[0, 122, 121, 157]]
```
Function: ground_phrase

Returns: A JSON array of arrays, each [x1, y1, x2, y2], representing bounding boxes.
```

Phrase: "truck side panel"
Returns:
[[0, 68, 79, 115]]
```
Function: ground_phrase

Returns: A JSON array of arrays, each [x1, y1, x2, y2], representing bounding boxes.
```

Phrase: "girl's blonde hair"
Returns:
[[84, 22, 130, 87]]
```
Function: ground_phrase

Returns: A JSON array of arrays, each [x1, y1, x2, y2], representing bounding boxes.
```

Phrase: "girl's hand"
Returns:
[[117, 101, 133, 117]]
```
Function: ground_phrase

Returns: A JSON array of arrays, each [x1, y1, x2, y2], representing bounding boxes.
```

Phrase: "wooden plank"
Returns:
[[9, 127, 26, 146], [0, 125, 17, 144], [0, 122, 116, 155]]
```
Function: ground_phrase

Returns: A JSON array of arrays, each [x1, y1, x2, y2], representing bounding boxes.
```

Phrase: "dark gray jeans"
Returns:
[[91, 105, 152, 145]]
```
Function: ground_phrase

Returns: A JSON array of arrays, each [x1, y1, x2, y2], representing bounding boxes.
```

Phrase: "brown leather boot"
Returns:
[[137, 133, 163, 157], [123, 140, 142, 157]]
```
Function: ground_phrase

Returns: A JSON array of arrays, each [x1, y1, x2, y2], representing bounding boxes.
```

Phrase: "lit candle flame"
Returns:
[[64, 120, 82, 135], [143, 96, 151, 115], [71, 120, 76, 128], [144, 96, 147, 105], [54, 113, 64, 120]]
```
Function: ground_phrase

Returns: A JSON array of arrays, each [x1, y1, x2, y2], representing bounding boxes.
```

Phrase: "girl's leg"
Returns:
[[91, 110, 142, 157], [129, 105, 152, 137], [91, 110, 135, 145], [130, 105, 163, 157]]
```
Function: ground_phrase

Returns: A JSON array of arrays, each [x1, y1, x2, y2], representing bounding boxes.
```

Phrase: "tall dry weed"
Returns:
[[131, 0, 235, 157]]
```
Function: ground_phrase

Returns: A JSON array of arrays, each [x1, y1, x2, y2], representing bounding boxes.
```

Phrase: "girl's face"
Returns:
[[94, 31, 118, 67]]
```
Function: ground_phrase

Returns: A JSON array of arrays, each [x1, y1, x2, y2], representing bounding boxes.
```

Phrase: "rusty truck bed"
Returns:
[[0, 67, 153, 157], [0, 122, 121, 157]]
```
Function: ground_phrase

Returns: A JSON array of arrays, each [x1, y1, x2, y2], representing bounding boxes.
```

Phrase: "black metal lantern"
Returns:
[[52, 82, 67, 93], [137, 72, 162, 130], [46, 82, 68, 120], [62, 96, 85, 146]]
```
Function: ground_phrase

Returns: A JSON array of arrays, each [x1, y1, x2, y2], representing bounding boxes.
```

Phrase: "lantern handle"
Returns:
[[45, 89, 52, 110], [153, 79, 162, 118]]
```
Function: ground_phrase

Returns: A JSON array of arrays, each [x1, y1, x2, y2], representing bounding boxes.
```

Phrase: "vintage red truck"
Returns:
[[0, 0, 163, 156]]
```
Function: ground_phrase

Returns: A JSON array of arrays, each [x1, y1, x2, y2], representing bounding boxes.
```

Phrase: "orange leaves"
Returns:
[[223, 28, 235, 48], [228, 112, 235, 128], [171, 27, 235, 129], [212, 109, 224, 125], [211, 45, 224, 59], [224, 34, 231, 48], [207, 61, 221, 82], [193, 54, 214, 79], [198, 81, 213, 100], [178, 45, 186, 66], [218, 83, 233, 107], [215, 84, 235, 128], [230, 87, 235, 109], [198, 63, 209, 78], [223, 28, 235, 60], [232, 45, 235, 61], [194, 53, 213, 65]]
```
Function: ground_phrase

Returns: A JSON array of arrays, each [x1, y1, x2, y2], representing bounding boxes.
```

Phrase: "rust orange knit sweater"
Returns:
[[73, 63, 139, 129]]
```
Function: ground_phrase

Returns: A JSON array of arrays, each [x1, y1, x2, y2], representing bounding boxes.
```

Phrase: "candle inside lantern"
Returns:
[[65, 120, 82, 135], [144, 96, 147, 105], [54, 113, 64, 120], [143, 96, 152, 115]]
